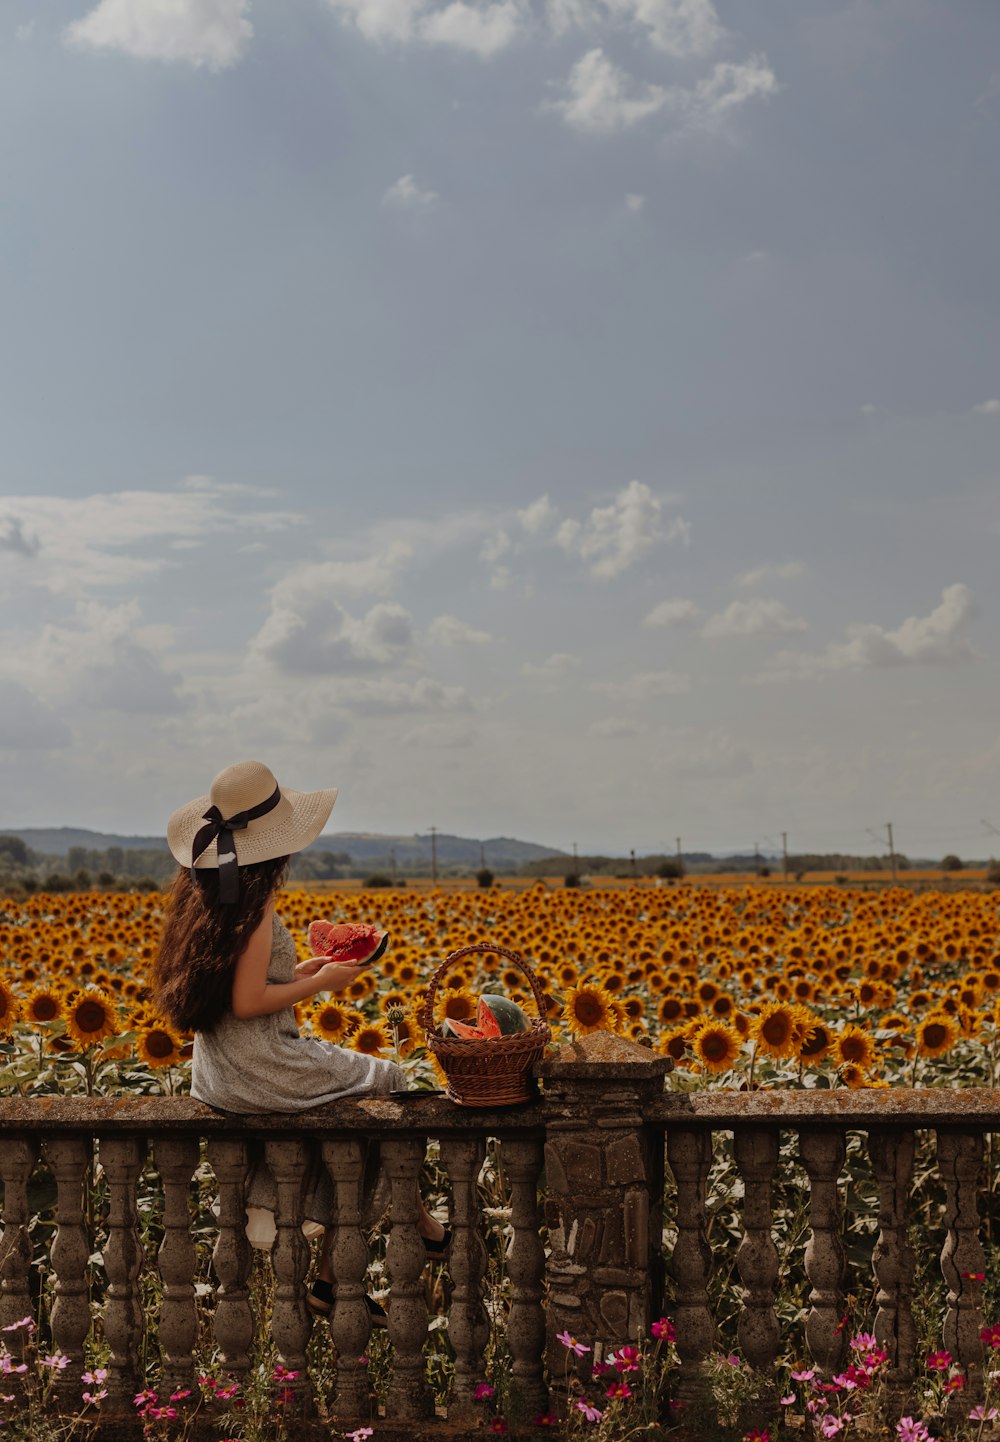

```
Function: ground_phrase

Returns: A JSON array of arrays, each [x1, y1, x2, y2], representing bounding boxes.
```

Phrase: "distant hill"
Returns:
[[1, 826, 567, 869]]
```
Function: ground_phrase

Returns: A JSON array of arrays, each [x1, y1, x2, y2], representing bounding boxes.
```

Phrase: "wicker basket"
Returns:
[[422, 942, 552, 1107]]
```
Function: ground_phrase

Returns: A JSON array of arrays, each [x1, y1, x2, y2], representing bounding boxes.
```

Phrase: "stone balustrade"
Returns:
[[0, 1035, 998, 1439]]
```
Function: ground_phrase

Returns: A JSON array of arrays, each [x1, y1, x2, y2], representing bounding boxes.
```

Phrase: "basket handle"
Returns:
[[422, 942, 548, 1034]]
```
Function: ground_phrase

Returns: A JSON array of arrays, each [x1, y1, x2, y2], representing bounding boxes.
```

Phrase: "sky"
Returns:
[[1, 0, 998, 859]]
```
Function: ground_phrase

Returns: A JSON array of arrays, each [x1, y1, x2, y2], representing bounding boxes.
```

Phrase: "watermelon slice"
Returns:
[[479, 995, 529, 1036], [308, 921, 390, 965], [476, 997, 503, 1038], [446, 1017, 487, 1040]]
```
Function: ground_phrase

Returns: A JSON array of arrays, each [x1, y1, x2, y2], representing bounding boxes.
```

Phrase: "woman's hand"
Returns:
[[311, 959, 369, 994], [294, 956, 328, 978]]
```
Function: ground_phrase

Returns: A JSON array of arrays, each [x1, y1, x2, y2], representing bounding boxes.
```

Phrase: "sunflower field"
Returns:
[[3, 881, 1000, 1440], [1, 879, 998, 1097]]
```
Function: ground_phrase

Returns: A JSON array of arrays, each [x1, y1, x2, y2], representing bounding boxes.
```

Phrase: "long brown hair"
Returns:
[[153, 855, 290, 1033]]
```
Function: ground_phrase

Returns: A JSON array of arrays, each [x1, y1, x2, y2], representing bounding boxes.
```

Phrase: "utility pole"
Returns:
[[630, 848, 637, 880], [886, 822, 897, 884], [390, 847, 397, 885], [572, 842, 579, 879], [430, 825, 438, 884], [480, 841, 486, 870], [676, 836, 683, 869], [754, 842, 761, 878], [782, 831, 789, 879]]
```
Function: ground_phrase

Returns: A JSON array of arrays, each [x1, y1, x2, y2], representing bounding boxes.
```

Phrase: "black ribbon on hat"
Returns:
[[190, 785, 282, 905]]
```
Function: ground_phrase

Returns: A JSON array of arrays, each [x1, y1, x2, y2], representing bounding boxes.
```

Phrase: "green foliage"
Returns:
[[475, 867, 495, 889]]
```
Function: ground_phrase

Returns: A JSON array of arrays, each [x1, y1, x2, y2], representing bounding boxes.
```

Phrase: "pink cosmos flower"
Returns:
[[981, 1324, 1000, 1348], [489, 1421, 508, 1435], [605, 1381, 632, 1400], [272, 1366, 299, 1381], [945, 1373, 966, 1393], [895, 1419, 931, 1442], [82, 1390, 108, 1405], [743, 1430, 770, 1442], [0, 1317, 35, 1334], [780, 1394, 796, 1406], [969, 1406, 1000, 1422], [791, 1367, 816, 1381], [611, 1346, 640, 1372], [651, 1317, 675, 1341], [850, 1332, 878, 1352], [591, 1362, 613, 1379], [345, 1429, 374, 1442], [82, 1369, 108, 1385], [169, 1389, 192, 1401], [556, 1331, 591, 1357], [40, 1354, 70, 1370], [926, 1350, 952, 1371], [820, 1416, 846, 1437], [475, 1384, 496, 1400], [575, 1399, 603, 1422], [532, 1413, 559, 1426]]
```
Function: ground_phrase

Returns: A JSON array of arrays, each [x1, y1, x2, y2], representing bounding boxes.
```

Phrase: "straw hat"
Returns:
[[167, 760, 338, 901]]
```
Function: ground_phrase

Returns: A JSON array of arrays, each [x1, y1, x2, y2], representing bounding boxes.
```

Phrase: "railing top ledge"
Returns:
[[0, 1093, 543, 1134], [539, 1029, 673, 1081], [647, 1085, 1000, 1130]]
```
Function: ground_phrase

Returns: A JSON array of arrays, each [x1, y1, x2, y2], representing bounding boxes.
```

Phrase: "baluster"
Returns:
[[153, 1136, 199, 1398], [798, 1130, 847, 1379], [98, 1135, 146, 1408], [439, 1136, 487, 1419], [206, 1137, 253, 1380], [321, 1138, 372, 1417], [734, 1127, 780, 1402], [382, 1136, 433, 1419], [938, 1128, 985, 1417], [504, 1138, 547, 1418], [868, 1128, 917, 1415], [0, 1135, 39, 1391], [46, 1134, 92, 1403], [264, 1138, 314, 1416], [666, 1128, 715, 1413]]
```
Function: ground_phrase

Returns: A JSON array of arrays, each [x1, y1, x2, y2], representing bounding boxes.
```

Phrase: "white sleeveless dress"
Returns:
[[191, 910, 404, 1248]]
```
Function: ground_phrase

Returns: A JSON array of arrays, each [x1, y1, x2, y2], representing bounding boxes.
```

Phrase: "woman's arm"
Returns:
[[231, 904, 369, 1019]]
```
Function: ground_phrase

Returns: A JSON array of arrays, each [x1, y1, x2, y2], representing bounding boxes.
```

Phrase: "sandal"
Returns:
[[422, 1225, 452, 1258], [306, 1281, 388, 1329]]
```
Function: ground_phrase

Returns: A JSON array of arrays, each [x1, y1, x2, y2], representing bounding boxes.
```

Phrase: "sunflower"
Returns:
[[835, 1025, 878, 1072], [346, 972, 376, 1002], [658, 996, 686, 1025], [840, 1063, 869, 1089], [0, 979, 19, 1035], [310, 1002, 353, 1044], [351, 1024, 390, 1056], [65, 989, 119, 1047], [690, 1022, 742, 1074], [564, 985, 615, 1036], [441, 992, 477, 1023], [137, 1026, 183, 1068], [621, 996, 646, 1023], [798, 1019, 833, 1063], [916, 1013, 959, 1059], [751, 1002, 800, 1060], [24, 987, 63, 1026], [659, 1026, 690, 1062]]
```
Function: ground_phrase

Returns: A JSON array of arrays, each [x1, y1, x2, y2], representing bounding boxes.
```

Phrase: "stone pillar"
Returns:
[[540, 1032, 670, 1396]]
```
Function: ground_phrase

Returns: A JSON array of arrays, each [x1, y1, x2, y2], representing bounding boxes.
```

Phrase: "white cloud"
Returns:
[[545, 49, 667, 134], [521, 651, 581, 679], [480, 529, 512, 563], [591, 668, 690, 701], [0, 681, 72, 750], [0, 482, 301, 596], [735, 560, 806, 588], [489, 565, 513, 590], [642, 597, 701, 628], [972, 399, 1000, 416], [589, 716, 645, 737], [625, 192, 646, 212], [15, 22, 35, 41], [545, 0, 722, 57], [678, 55, 777, 129], [333, 676, 473, 713], [401, 719, 477, 747], [382, 174, 440, 209], [252, 595, 416, 676], [65, 0, 252, 69], [555, 480, 689, 578], [671, 728, 753, 780], [757, 584, 979, 681], [428, 614, 493, 645], [418, 0, 523, 54], [3, 600, 186, 717], [517, 494, 558, 535], [702, 598, 807, 639]]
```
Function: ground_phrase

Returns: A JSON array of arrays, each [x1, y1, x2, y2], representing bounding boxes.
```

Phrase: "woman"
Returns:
[[153, 758, 449, 1324]]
